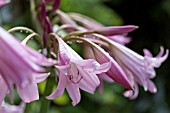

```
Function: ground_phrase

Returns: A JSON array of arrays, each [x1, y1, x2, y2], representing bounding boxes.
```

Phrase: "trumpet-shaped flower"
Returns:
[[108, 38, 169, 99], [56, 11, 134, 45], [83, 39, 132, 90], [0, 27, 56, 103], [68, 13, 136, 45], [46, 34, 111, 106]]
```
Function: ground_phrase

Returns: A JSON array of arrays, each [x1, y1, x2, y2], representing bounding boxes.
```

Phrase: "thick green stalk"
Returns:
[[24, 103, 32, 113], [39, 71, 56, 113]]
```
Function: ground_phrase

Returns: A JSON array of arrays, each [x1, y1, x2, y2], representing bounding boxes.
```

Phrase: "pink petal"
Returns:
[[143, 49, 153, 57], [108, 35, 131, 45], [94, 25, 138, 36], [34, 73, 50, 83], [0, 28, 46, 72], [94, 62, 111, 74], [85, 42, 132, 89], [0, 59, 32, 88], [57, 10, 77, 27], [98, 73, 114, 83], [78, 67, 100, 90], [25, 47, 57, 66], [147, 80, 157, 93], [72, 59, 103, 73], [78, 69, 100, 94], [123, 84, 139, 99], [65, 82, 80, 106], [144, 49, 169, 68], [55, 34, 83, 61], [156, 46, 165, 58], [17, 83, 39, 103], [72, 59, 111, 74], [46, 73, 66, 99]]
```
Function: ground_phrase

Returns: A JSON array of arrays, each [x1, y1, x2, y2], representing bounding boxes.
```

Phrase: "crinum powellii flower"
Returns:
[[0, 27, 56, 103], [96, 34, 169, 99], [46, 34, 111, 106]]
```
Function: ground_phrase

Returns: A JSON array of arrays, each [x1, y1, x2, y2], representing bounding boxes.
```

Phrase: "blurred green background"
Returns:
[[0, 0, 170, 113]]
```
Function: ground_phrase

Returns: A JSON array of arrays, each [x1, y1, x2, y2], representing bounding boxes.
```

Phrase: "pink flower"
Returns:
[[0, 27, 56, 103], [46, 34, 111, 106], [108, 39, 169, 99], [83, 39, 132, 90], [93, 25, 138, 36], [68, 13, 135, 45], [0, 102, 25, 113], [56, 11, 134, 45]]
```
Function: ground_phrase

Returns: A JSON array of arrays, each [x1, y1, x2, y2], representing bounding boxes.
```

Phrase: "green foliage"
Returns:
[[60, 0, 123, 26]]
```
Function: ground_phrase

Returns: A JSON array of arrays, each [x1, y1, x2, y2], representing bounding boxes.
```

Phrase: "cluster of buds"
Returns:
[[0, 0, 168, 112]]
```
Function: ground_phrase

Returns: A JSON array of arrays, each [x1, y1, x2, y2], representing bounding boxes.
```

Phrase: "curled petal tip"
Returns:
[[134, 25, 139, 29], [72, 102, 76, 106], [46, 96, 52, 100], [152, 87, 157, 93], [127, 25, 139, 29], [123, 90, 134, 99]]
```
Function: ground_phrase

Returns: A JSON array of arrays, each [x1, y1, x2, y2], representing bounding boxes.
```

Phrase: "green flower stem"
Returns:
[[39, 70, 56, 113], [24, 103, 32, 113], [30, 0, 42, 35]]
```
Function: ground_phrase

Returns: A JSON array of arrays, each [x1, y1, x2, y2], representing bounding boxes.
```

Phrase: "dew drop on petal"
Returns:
[[67, 41, 72, 44], [83, 34, 87, 38], [70, 35, 76, 38], [76, 40, 83, 43]]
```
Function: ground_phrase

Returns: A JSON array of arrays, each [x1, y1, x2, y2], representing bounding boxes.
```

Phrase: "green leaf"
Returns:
[[60, 0, 123, 26]]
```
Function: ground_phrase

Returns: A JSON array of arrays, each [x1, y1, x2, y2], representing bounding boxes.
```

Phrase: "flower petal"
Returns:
[[108, 35, 131, 45], [17, 83, 39, 103], [94, 25, 138, 36], [123, 84, 139, 99], [46, 73, 66, 99], [147, 80, 157, 93], [65, 83, 80, 106], [98, 73, 114, 83], [78, 65, 100, 88], [94, 62, 111, 74], [83, 41, 132, 89], [34, 73, 50, 83]]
